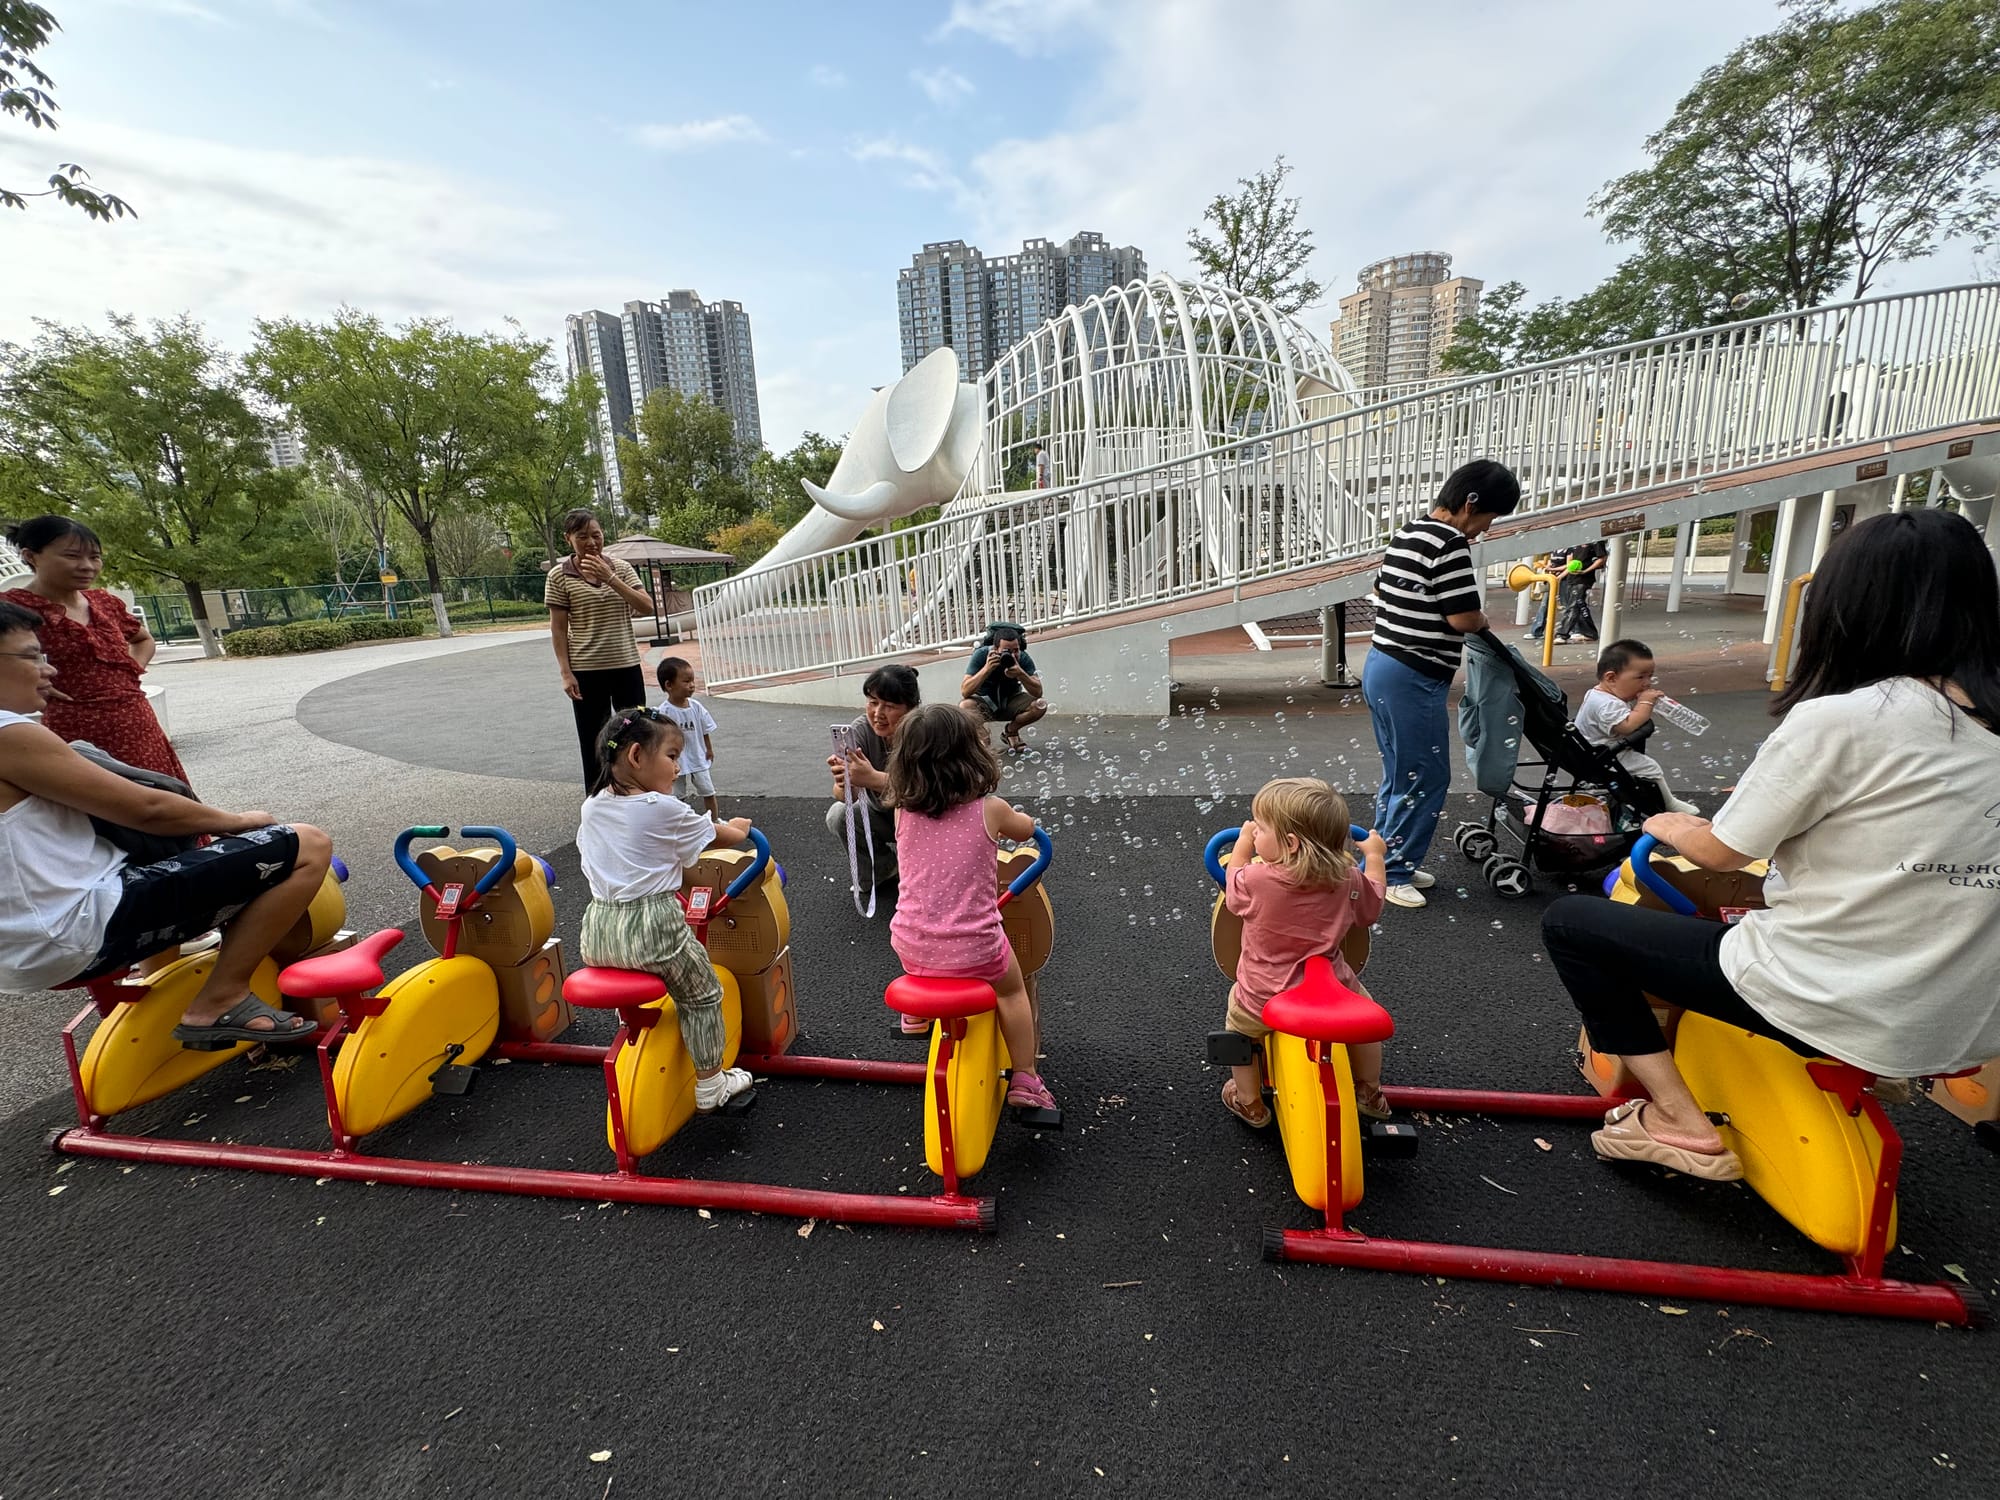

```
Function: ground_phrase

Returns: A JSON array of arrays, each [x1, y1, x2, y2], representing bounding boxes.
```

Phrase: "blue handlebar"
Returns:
[[460, 826, 518, 897], [1624, 833, 1698, 916], [1004, 825, 1054, 902], [1204, 825, 1370, 888], [393, 826, 440, 891], [393, 825, 518, 899], [726, 827, 771, 903]]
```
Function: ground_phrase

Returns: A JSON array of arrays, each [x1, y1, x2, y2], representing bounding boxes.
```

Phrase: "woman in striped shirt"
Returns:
[[1362, 460, 1521, 909]]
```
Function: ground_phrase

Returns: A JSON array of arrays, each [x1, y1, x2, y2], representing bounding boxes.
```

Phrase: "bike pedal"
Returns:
[[890, 1022, 932, 1041], [429, 1064, 478, 1097], [718, 1088, 757, 1116], [178, 1034, 240, 1054], [1363, 1120, 1420, 1157], [1010, 1105, 1064, 1132], [1205, 1030, 1257, 1067]]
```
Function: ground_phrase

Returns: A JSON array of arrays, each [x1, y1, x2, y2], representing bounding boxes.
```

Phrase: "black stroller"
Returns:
[[1451, 630, 1657, 898]]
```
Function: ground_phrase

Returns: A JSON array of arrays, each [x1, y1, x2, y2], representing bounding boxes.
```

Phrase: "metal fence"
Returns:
[[696, 283, 2000, 686]]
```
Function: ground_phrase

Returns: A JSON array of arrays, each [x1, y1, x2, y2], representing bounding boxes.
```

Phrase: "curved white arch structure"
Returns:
[[700, 281, 2000, 710]]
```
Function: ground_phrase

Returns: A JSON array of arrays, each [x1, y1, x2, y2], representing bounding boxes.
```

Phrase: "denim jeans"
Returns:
[[1361, 649, 1452, 884]]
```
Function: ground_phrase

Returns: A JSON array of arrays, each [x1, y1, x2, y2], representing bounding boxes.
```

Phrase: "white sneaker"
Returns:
[[1408, 871, 1436, 890], [695, 1067, 754, 1112], [1384, 883, 1428, 910]]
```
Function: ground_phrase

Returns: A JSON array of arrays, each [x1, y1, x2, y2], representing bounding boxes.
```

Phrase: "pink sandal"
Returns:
[[1006, 1071, 1057, 1110], [1591, 1099, 1743, 1181]]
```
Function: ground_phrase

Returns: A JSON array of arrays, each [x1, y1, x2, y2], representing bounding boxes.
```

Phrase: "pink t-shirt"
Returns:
[[1226, 861, 1385, 1016], [890, 799, 1011, 981]]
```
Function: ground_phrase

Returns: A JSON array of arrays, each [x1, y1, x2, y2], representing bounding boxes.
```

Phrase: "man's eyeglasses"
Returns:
[[1, 649, 50, 665]]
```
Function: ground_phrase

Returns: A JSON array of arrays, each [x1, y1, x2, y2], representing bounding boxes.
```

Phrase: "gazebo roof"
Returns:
[[602, 534, 734, 566]]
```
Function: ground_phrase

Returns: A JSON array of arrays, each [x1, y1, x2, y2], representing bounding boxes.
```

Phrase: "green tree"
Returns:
[[0, 314, 295, 656], [1595, 0, 2000, 309], [707, 514, 785, 567], [1442, 258, 1771, 376], [250, 310, 543, 634], [2, 3, 131, 221], [1186, 154, 1322, 314], [615, 387, 752, 544], [498, 370, 600, 559], [748, 430, 842, 528]]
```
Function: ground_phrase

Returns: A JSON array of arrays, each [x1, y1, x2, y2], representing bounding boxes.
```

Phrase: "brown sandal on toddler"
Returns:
[[1222, 1077, 1272, 1129]]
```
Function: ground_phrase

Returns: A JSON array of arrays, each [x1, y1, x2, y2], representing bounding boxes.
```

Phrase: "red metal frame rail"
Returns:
[[54, 995, 990, 1233], [1266, 1079, 1982, 1326]]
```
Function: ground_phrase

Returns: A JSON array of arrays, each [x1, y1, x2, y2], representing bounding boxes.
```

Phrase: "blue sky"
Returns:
[[2, 0, 1988, 448]]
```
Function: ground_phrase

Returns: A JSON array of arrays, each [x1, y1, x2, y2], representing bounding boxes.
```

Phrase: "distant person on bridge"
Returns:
[[960, 622, 1046, 754], [1363, 460, 1522, 909]]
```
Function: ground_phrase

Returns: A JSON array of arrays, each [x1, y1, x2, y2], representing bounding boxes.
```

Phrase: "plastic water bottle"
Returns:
[[1654, 695, 1710, 736]]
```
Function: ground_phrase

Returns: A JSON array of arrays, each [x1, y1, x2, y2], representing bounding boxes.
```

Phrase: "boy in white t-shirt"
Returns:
[[651, 656, 720, 816], [1573, 639, 1699, 815]]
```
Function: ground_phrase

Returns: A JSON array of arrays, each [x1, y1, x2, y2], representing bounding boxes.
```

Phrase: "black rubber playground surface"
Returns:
[[5, 796, 1997, 1498]]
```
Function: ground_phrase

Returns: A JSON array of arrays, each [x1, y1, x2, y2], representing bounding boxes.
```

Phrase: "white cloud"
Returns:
[[102, 0, 334, 25], [630, 115, 768, 152], [939, 0, 1112, 54], [911, 65, 977, 108], [0, 120, 621, 354], [952, 0, 1782, 324], [848, 137, 970, 202], [100, 0, 227, 19], [809, 63, 848, 88]]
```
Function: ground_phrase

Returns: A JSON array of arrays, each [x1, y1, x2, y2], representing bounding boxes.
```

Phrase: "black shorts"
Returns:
[[79, 825, 303, 981]]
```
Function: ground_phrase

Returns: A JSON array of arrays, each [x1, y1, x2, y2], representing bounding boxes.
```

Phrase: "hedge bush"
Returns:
[[444, 597, 547, 622], [223, 626, 286, 657], [225, 614, 428, 657], [344, 616, 426, 642]]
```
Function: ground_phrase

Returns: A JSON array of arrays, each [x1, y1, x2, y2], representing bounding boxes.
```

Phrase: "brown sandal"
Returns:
[[1222, 1077, 1272, 1129]]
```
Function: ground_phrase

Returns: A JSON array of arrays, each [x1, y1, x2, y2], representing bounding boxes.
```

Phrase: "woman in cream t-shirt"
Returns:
[[1540, 509, 2000, 1181]]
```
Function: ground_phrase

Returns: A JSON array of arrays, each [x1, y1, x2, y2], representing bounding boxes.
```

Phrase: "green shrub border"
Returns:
[[224, 616, 429, 657]]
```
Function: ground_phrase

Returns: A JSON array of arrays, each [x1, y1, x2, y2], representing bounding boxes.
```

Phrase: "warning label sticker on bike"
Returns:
[[435, 882, 466, 919], [1718, 906, 1753, 925]]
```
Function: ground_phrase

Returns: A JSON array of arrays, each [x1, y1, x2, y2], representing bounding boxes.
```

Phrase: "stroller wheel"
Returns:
[[1483, 853, 1533, 899], [1455, 823, 1499, 863]]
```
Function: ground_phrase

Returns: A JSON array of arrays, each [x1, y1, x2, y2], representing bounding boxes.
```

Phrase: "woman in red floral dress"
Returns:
[[2, 515, 193, 787]]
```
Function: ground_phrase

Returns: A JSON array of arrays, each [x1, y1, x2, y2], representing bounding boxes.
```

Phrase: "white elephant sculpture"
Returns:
[[747, 345, 983, 578]]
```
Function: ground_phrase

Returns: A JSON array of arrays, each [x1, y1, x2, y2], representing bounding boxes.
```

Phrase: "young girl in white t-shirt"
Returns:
[[577, 708, 754, 1114]]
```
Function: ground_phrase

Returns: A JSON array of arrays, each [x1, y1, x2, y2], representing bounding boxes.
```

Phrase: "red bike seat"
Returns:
[[567, 967, 670, 1010], [1261, 956, 1394, 1045], [279, 929, 405, 1001], [885, 974, 998, 1021]]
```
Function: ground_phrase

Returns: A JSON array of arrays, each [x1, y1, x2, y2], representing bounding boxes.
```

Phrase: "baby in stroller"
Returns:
[[1573, 640, 1700, 816], [1456, 630, 1661, 893]]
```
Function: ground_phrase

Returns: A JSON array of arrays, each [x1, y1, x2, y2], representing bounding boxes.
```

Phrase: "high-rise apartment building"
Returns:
[[898, 230, 1146, 375], [1328, 252, 1483, 391], [564, 292, 763, 510], [564, 310, 635, 509]]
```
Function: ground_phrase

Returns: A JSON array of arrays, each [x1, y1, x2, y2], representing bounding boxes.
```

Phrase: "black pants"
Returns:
[[1556, 577, 1598, 640], [1541, 894, 1814, 1058], [569, 665, 647, 787]]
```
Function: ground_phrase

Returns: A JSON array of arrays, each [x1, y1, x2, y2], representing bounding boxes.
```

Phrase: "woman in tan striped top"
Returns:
[[545, 508, 654, 786]]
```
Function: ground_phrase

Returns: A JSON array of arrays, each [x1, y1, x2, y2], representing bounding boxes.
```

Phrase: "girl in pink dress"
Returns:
[[885, 704, 1056, 1112]]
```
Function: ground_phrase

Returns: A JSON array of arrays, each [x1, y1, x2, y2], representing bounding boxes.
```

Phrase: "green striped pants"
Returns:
[[580, 893, 726, 1072]]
